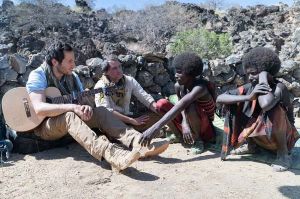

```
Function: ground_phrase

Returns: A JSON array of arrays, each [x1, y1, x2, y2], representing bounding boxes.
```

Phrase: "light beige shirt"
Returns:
[[94, 75, 154, 115]]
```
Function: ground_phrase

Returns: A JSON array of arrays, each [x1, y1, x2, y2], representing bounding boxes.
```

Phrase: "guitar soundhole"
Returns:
[[23, 98, 31, 118]]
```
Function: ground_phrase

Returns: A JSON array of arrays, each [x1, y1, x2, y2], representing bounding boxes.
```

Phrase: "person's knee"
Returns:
[[64, 111, 79, 122]]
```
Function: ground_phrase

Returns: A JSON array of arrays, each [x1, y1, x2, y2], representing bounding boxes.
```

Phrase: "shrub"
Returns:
[[170, 28, 232, 59]]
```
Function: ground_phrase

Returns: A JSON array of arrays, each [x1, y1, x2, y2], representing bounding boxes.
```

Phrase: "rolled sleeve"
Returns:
[[131, 77, 155, 108]]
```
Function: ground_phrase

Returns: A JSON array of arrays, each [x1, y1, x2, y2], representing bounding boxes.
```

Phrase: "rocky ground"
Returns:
[[1, 143, 300, 199]]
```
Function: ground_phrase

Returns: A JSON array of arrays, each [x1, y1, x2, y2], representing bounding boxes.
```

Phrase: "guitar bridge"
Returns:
[[23, 98, 31, 118]]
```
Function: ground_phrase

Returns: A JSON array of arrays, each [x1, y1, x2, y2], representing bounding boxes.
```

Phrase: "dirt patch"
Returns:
[[1, 143, 300, 199]]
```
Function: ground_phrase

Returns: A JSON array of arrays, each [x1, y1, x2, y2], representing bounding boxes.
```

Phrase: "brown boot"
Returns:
[[103, 143, 141, 172], [132, 136, 169, 158]]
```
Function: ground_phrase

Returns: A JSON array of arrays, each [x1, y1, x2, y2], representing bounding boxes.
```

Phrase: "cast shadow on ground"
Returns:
[[223, 152, 300, 175], [10, 143, 161, 181], [122, 167, 160, 181], [143, 150, 220, 164], [278, 186, 300, 199], [9, 143, 101, 166], [98, 159, 160, 181]]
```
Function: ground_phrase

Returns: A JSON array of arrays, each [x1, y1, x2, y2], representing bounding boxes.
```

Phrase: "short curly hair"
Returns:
[[172, 52, 203, 77], [242, 47, 281, 76]]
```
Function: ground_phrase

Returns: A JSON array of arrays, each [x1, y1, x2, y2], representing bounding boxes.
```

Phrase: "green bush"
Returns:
[[170, 28, 233, 59]]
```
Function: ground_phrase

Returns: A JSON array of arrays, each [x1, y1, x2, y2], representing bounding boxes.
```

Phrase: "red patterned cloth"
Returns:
[[156, 98, 216, 142]]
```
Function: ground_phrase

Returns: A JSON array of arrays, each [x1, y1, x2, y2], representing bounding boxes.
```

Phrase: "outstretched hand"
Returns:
[[182, 123, 194, 145], [131, 115, 150, 126], [138, 125, 161, 147]]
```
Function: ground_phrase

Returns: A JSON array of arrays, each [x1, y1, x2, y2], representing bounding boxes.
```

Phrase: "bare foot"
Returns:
[[191, 140, 204, 155]]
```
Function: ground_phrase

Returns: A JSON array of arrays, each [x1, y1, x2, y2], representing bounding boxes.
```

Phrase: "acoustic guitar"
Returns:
[[2, 86, 113, 132]]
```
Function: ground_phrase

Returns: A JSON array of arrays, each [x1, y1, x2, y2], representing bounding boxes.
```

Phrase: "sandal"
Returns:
[[271, 155, 292, 172], [230, 143, 257, 155]]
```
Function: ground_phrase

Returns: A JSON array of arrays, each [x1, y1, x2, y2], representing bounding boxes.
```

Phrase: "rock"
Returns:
[[74, 65, 90, 78], [154, 72, 171, 87], [161, 81, 175, 96], [293, 68, 300, 80], [212, 69, 236, 86], [256, 6, 269, 17], [17, 35, 45, 54], [27, 53, 44, 68], [118, 54, 138, 77], [80, 39, 102, 60], [0, 68, 8, 87], [292, 28, 300, 44], [137, 56, 145, 65], [209, 59, 231, 76], [118, 54, 137, 63], [75, 0, 92, 11], [2, 0, 14, 10], [0, 44, 10, 54], [6, 68, 18, 81], [9, 54, 28, 74], [225, 54, 243, 66], [136, 71, 154, 87], [291, 81, 300, 97], [102, 43, 127, 56], [0, 54, 10, 70], [145, 63, 165, 76], [86, 57, 103, 69], [146, 84, 161, 94], [142, 52, 166, 63], [278, 60, 299, 76]]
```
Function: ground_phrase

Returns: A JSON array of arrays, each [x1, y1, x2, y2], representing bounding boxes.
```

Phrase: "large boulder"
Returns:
[[136, 71, 154, 87], [9, 54, 28, 74], [209, 59, 231, 76], [17, 35, 45, 54], [27, 53, 45, 69]]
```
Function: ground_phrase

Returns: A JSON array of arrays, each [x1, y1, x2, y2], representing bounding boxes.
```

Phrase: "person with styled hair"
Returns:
[[217, 47, 300, 171], [139, 52, 217, 154]]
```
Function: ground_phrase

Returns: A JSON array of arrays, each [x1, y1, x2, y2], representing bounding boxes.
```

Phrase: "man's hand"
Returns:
[[138, 125, 161, 146], [130, 115, 150, 126], [149, 101, 158, 113], [248, 83, 272, 101], [182, 122, 194, 145], [73, 105, 93, 121]]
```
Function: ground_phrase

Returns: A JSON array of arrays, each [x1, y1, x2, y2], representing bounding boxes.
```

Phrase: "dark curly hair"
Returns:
[[242, 47, 281, 76], [172, 52, 203, 77], [46, 42, 73, 66]]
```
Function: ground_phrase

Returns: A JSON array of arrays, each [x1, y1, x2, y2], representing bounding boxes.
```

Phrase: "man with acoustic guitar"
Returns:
[[25, 42, 157, 172]]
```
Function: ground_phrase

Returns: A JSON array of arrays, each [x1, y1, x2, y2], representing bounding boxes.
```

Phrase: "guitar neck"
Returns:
[[50, 87, 105, 104]]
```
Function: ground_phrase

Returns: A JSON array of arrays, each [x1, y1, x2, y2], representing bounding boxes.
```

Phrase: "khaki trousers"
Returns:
[[34, 106, 140, 160]]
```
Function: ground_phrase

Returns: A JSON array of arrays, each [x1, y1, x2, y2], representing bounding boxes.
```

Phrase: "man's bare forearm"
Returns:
[[112, 111, 133, 124], [33, 102, 75, 117]]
